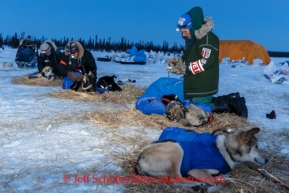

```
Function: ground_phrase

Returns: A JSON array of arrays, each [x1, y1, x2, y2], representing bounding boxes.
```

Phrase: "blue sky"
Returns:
[[1, 0, 288, 51]]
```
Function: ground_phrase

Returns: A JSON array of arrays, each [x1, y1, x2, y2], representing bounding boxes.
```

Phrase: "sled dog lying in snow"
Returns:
[[135, 127, 268, 190], [97, 75, 122, 91], [36, 66, 54, 80]]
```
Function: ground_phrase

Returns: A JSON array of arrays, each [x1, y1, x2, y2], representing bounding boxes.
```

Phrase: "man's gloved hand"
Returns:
[[167, 57, 186, 75], [70, 80, 82, 91]]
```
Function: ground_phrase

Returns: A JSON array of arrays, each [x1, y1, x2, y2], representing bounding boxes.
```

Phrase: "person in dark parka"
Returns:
[[168, 7, 248, 118], [58, 41, 97, 91], [38, 40, 62, 77], [168, 7, 219, 107]]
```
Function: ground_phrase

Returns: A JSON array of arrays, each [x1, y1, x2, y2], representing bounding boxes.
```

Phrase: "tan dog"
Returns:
[[166, 101, 210, 127], [165, 100, 190, 126], [136, 127, 268, 190], [185, 104, 210, 126], [36, 66, 54, 80]]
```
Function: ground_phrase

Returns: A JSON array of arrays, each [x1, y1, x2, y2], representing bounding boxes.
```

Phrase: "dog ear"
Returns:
[[247, 127, 260, 135], [244, 127, 260, 143]]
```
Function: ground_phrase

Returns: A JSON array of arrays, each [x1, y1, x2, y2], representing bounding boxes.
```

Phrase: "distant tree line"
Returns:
[[267, 51, 289, 58], [0, 32, 184, 53], [1, 32, 288, 56]]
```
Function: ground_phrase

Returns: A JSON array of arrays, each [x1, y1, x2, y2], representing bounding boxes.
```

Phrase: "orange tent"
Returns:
[[219, 40, 271, 65]]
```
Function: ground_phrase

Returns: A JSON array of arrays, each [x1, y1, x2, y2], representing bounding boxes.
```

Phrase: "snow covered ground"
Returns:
[[0, 47, 288, 192]]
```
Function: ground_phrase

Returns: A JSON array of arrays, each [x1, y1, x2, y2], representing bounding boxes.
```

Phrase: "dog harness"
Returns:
[[156, 127, 232, 176]]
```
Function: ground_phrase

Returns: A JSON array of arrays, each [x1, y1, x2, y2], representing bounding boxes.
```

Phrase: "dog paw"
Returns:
[[128, 79, 136, 83]]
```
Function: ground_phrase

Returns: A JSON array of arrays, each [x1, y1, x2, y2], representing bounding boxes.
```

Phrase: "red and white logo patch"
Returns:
[[202, 48, 211, 59], [190, 60, 204, 74]]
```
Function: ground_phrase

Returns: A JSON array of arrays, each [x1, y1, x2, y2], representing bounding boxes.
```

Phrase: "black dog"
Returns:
[[97, 75, 122, 92]]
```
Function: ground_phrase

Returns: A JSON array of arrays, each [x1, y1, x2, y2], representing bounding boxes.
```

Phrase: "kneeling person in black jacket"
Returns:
[[38, 40, 62, 78], [58, 41, 97, 91]]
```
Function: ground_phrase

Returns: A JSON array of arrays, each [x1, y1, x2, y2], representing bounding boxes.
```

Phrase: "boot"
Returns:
[[227, 97, 248, 118], [212, 104, 230, 113], [213, 95, 248, 118], [212, 92, 240, 105]]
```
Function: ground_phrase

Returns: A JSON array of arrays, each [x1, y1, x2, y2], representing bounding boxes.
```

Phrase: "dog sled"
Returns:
[[15, 38, 39, 68], [120, 61, 146, 65], [97, 56, 111, 62]]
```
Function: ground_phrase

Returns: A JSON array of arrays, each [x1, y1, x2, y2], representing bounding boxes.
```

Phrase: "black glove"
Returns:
[[82, 75, 92, 91], [70, 80, 82, 91]]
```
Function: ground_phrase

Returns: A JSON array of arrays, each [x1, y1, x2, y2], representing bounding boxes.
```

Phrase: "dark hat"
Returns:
[[40, 42, 51, 53], [65, 41, 78, 54]]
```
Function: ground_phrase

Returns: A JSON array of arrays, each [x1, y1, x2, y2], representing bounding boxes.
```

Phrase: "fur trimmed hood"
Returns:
[[44, 40, 57, 51], [64, 40, 84, 59], [40, 40, 58, 52], [185, 7, 215, 41], [195, 16, 214, 39]]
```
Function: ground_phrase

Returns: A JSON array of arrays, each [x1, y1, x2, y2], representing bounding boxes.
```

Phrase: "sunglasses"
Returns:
[[176, 22, 192, 32], [66, 42, 78, 55]]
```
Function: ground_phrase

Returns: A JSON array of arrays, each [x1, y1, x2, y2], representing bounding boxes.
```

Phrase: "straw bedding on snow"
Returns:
[[88, 106, 251, 132], [220, 153, 289, 193], [46, 84, 145, 104], [12, 75, 63, 87], [116, 152, 289, 193], [12, 79, 288, 192], [12, 75, 145, 103]]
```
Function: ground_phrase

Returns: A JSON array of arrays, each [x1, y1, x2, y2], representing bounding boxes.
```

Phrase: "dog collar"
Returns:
[[214, 139, 240, 168], [224, 142, 240, 165], [161, 98, 171, 104], [208, 113, 213, 124]]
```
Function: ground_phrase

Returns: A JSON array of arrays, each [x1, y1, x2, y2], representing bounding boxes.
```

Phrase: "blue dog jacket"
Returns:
[[135, 97, 166, 115], [157, 127, 232, 176]]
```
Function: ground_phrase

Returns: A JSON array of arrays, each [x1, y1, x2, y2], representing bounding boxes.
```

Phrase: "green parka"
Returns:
[[182, 7, 219, 98]]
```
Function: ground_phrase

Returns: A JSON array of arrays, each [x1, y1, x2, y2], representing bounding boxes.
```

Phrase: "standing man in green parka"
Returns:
[[168, 6, 248, 118]]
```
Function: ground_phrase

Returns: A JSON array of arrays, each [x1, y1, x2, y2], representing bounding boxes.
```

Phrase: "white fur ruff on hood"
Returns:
[[64, 41, 84, 59], [194, 16, 215, 40], [44, 40, 57, 51]]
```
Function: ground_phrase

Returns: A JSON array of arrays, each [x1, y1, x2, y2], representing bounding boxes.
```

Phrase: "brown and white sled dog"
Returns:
[[165, 101, 210, 127], [135, 127, 268, 189]]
